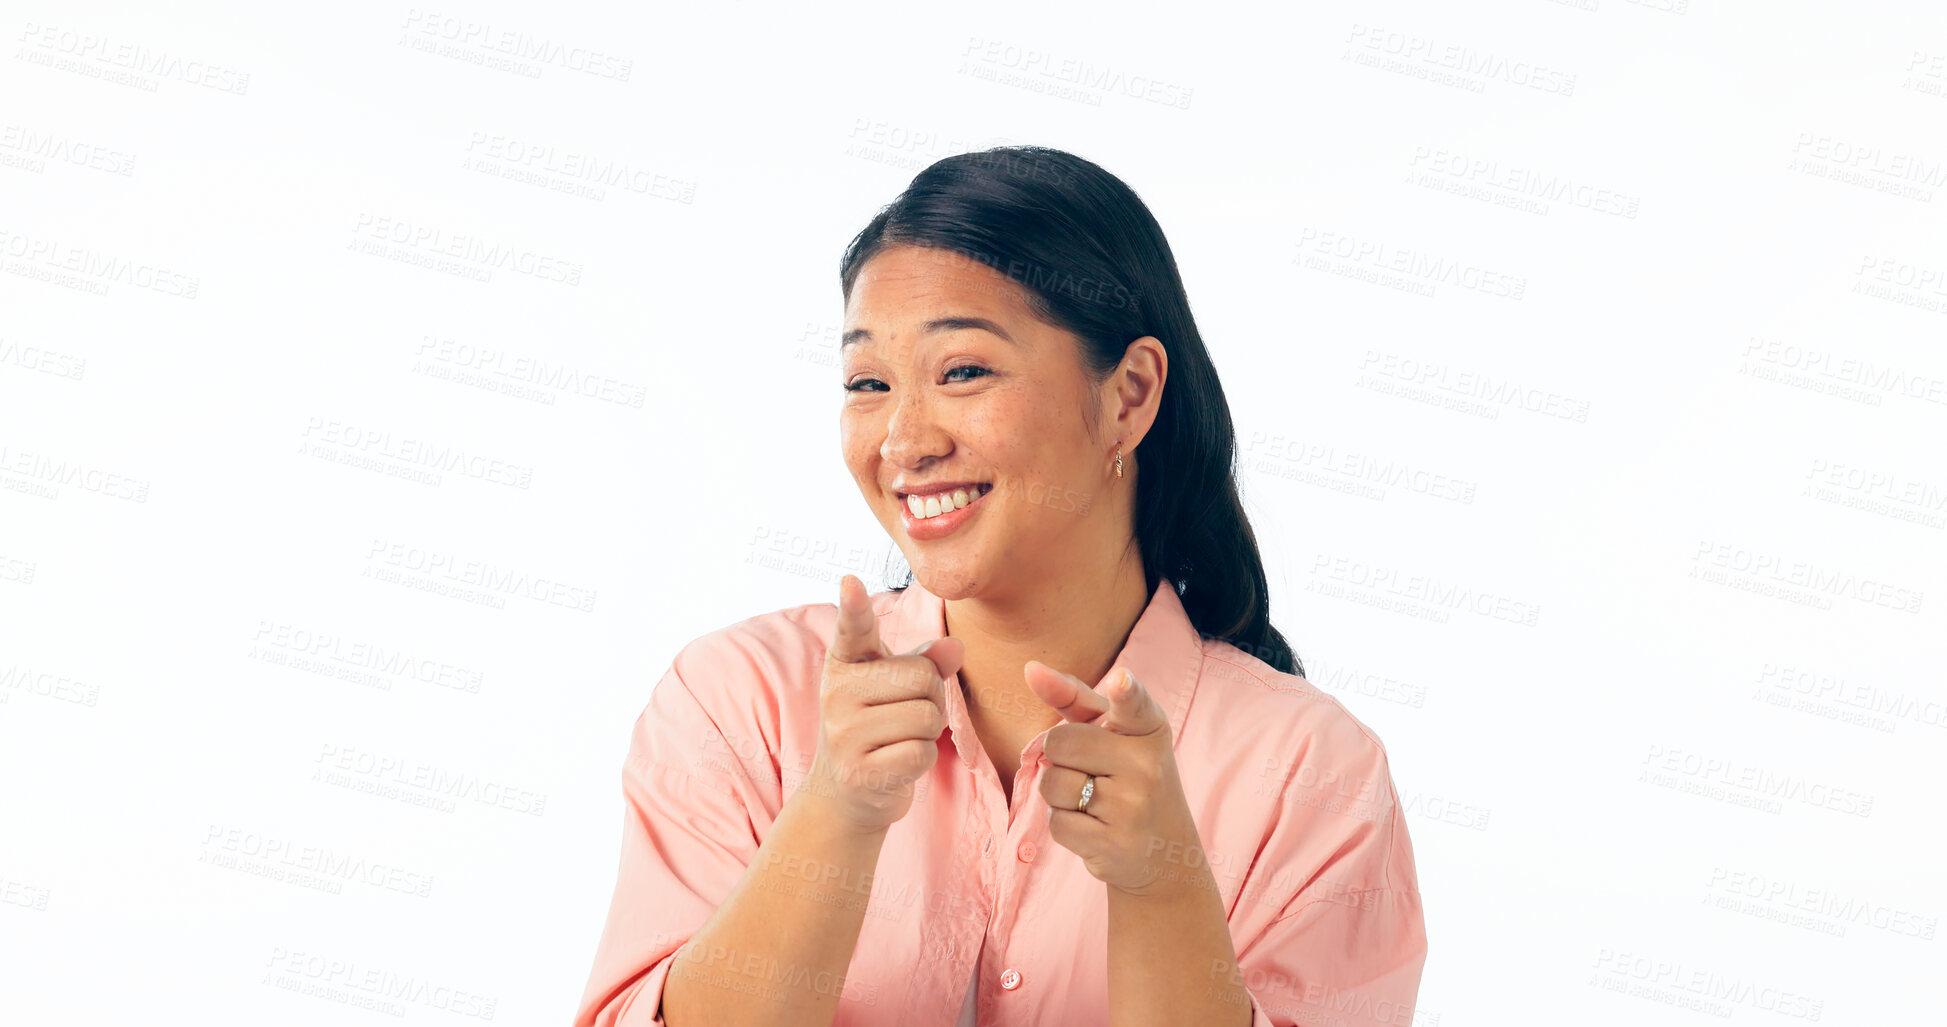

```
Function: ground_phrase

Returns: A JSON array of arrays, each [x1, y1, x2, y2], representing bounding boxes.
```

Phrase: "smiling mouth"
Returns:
[[901, 483, 994, 520]]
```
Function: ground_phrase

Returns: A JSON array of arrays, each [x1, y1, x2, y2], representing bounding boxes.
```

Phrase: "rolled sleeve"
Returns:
[[1240, 877, 1426, 1027], [573, 646, 773, 1027], [1232, 738, 1428, 1027]]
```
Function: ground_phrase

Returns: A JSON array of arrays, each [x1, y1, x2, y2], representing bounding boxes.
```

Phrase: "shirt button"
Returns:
[[1016, 841, 1036, 862], [999, 968, 1022, 991]]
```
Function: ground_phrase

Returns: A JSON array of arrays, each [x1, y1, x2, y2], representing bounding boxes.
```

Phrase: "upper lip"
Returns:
[[893, 480, 990, 498]]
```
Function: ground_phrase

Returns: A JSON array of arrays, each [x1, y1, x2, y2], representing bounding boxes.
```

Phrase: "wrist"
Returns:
[[1111, 822, 1222, 903], [1110, 860, 1222, 904], [787, 780, 894, 841]]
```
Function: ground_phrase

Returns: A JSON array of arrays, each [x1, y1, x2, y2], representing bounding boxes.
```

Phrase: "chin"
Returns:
[[911, 560, 982, 600]]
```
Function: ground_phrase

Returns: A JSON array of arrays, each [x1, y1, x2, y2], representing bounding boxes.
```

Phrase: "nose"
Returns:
[[880, 390, 951, 469]]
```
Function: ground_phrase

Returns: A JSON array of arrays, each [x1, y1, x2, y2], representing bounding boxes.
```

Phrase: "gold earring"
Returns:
[[1114, 445, 1124, 479]]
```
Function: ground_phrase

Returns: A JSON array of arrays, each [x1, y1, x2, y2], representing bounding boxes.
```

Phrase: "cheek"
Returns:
[[964, 395, 1045, 454], [837, 411, 871, 453]]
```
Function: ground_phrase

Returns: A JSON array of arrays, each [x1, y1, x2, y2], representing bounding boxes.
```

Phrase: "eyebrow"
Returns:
[[841, 316, 1018, 349]]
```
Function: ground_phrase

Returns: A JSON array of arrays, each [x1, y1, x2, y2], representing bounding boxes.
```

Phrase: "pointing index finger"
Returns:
[[1024, 660, 1111, 724]]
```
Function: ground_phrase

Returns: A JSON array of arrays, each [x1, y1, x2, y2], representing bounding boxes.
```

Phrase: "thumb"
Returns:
[[1098, 668, 1165, 737], [828, 574, 887, 663], [907, 635, 965, 720], [911, 635, 966, 685]]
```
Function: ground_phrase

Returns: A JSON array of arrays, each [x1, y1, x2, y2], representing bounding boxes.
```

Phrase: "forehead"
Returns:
[[844, 245, 1033, 326]]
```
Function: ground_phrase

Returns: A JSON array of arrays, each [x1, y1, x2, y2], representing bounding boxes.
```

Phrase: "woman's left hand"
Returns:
[[1025, 661, 1206, 898]]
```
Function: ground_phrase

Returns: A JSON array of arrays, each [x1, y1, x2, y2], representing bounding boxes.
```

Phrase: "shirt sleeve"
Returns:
[[572, 644, 775, 1027], [1232, 740, 1428, 1027]]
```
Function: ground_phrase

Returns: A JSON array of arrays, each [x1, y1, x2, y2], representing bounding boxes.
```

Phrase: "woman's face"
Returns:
[[839, 244, 1154, 602]]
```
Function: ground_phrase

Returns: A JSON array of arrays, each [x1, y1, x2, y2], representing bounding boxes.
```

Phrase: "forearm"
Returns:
[[660, 788, 887, 1027], [1106, 856, 1252, 1027]]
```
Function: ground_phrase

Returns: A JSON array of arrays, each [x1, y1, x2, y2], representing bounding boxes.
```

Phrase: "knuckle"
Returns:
[[894, 740, 932, 778]]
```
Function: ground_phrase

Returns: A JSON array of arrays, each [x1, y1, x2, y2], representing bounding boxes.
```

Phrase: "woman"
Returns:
[[574, 146, 1426, 1027]]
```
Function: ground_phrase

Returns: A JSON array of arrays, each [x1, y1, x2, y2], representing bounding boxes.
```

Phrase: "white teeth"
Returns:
[[905, 484, 989, 520]]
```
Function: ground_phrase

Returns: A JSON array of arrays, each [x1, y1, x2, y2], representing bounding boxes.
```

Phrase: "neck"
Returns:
[[945, 550, 1152, 730]]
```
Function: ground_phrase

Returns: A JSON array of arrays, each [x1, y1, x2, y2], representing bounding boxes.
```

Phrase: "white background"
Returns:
[[2, 1, 1941, 1024]]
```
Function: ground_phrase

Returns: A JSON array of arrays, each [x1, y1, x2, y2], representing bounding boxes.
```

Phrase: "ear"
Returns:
[[1107, 336, 1167, 456]]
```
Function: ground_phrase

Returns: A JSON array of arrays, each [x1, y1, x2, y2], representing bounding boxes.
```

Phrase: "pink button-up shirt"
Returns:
[[575, 576, 1426, 1026]]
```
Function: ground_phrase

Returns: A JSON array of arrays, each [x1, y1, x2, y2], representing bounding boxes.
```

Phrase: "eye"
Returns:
[[845, 365, 989, 392]]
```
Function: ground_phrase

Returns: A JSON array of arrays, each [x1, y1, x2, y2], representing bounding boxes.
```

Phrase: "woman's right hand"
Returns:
[[800, 573, 965, 835]]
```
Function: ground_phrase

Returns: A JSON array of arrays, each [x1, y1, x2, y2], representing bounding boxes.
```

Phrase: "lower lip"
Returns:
[[899, 489, 991, 540]]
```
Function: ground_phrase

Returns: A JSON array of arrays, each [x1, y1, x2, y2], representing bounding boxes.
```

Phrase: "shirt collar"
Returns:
[[878, 575, 1205, 768]]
